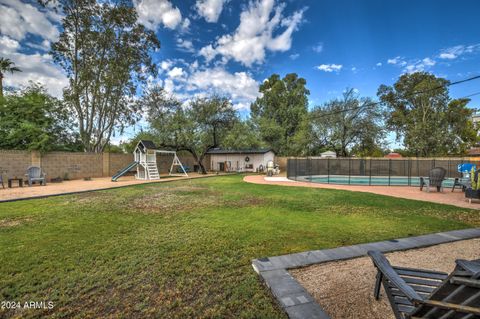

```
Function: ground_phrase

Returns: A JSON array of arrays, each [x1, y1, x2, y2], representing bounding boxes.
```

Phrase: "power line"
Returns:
[[311, 74, 480, 119], [462, 91, 480, 99]]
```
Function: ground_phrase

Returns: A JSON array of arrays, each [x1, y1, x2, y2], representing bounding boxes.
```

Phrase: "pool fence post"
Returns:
[[327, 158, 330, 184], [407, 159, 411, 186], [295, 157, 298, 181], [307, 157, 312, 182], [388, 159, 391, 186], [348, 158, 351, 185], [369, 158, 372, 186]]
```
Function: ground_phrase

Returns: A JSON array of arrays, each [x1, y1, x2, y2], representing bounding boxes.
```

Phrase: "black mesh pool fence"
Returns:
[[286, 158, 479, 186]]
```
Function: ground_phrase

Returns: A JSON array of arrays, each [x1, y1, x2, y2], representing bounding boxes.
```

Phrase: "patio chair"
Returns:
[[452, 164, 476, 192], [368, 250, 480, 319], [419, 167, 446, 192], [25, 166, 47, 186]]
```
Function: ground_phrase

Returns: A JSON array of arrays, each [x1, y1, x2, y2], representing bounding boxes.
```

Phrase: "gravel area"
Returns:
[[291, 238, 480, 319]]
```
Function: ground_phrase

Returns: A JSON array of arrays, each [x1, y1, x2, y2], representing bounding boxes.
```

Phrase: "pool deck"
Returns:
[[244, 175, 479, 210]]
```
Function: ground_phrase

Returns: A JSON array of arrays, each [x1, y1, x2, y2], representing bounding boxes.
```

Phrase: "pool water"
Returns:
[[306, 176, 456, 187]]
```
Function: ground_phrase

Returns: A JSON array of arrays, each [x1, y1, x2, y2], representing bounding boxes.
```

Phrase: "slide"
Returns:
[[111, 161, 139, 182]]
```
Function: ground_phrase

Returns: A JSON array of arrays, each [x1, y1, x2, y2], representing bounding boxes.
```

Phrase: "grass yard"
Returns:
[[1, 174, 479, 318]]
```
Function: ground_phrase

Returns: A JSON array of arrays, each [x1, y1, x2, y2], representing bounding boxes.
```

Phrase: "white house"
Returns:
[[206, 149, 275, 172]]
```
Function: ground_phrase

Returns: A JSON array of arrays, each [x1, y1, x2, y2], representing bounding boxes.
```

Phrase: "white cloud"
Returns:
[[438, 44, 480, 60], [196, 0, 227, 23], [395, 57, 437, 74], [439, 52, 456, 59], [156, 62, 260, 111], [312, 42, 323, 53], [376, 62, 382, 67], [289, 53, 299, 60], [167, 67, 184, 78], [316, 64, 343, 72], [0, 34, 67, 98], [1, 51, 68, 97], [160, 60, 172, 71], [187, 68, 259, 101], [176, 38, 195, 52], [422, 57, 436, 66], [387, 56, 407, 66], [0, 35, 20, 54], [134, 0, 183, 30], [199, 0, 306, 66], [0, 0, 60, 42], [351, 67, 357, 72], [232, 102, 251, 110]]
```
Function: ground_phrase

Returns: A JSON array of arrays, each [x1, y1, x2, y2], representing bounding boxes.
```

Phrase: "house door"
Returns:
[[218, 162, 225, 171]]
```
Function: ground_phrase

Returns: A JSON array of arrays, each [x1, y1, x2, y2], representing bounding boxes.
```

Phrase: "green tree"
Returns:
[[0, 84, 81, 152], [310, 88, 385, 157], [251, 73, 309, 155], [146, 87, 237, 173], [50, 0, 160, 152], [0, 57, 21, 98], [378, 72, 478, 156], [221, 120, 265, 150]]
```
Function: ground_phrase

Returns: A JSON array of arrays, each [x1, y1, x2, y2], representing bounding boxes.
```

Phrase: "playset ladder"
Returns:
[[146, 161, 160, 180]]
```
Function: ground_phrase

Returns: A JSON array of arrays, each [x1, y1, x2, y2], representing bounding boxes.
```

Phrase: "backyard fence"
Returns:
[[0, 150, 203, 181], [287, 157, 480, 186]]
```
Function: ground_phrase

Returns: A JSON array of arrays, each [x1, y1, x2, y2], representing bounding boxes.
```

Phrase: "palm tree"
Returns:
[[0, 57, 21, 98]]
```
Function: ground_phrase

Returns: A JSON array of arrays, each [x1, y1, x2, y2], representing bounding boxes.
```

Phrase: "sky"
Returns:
[[1, 0, 480, 145]]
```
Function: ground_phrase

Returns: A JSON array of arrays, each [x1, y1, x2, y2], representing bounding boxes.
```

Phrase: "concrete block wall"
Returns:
[[41, 152, 104, 179], [0, 150, 31, 179], [109, 153, 135, 176], [0, 150, 204, 180]]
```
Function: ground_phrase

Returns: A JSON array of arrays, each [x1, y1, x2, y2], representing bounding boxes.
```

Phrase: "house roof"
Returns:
[[206, 148, 274, 155], [137, 140, 157, 150]]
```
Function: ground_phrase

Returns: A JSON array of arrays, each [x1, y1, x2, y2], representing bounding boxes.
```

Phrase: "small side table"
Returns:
[[8, 178, 23, 188]]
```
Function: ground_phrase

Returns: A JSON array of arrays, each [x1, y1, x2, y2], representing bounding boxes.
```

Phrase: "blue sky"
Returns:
[[1, 0, 480, 144]]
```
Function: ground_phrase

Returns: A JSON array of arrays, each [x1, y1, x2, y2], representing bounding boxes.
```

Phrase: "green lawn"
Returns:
[[1, 175, 479, 318]]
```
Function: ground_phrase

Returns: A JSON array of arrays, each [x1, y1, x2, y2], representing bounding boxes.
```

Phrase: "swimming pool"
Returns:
[[305, 175, 456, 187]]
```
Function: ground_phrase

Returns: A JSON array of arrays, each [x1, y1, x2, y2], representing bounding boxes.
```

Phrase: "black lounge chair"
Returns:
[[420, 167, 447, 192], [368, 250, 480, 319]]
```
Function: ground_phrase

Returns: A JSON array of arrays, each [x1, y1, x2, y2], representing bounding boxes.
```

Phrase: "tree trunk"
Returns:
[[190, 150, 208, 174]]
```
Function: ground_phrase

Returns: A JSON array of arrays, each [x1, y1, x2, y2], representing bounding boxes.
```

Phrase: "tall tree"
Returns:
[[0, 57, 21, 98], [251, 73, 309, 155], [146, 87, 237, 173], [221, 120, 264, 150], [50, 0, 160, 152], [310, 88, 385, 157], [0, 83, 81, 152], [378, 72, 478, 156]]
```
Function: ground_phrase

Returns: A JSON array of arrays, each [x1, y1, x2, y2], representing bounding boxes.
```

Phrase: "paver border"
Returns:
[[252, 228, 480, 319]]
